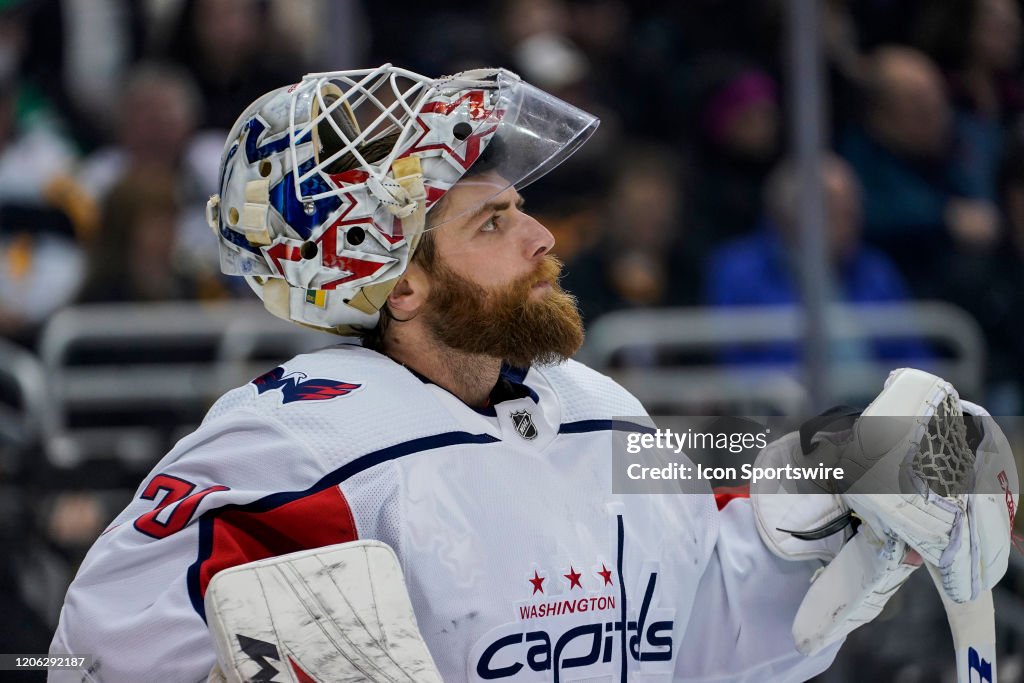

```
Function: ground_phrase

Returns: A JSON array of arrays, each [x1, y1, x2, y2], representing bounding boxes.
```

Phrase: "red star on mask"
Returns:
[[564, 566, 583, 590], [597, 564, 613, 586], [529, 570, 545, 595]]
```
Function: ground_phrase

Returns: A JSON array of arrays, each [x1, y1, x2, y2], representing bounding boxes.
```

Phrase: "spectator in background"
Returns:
[[500, 0, 587, 93], [162, 0, 302, 131], [689, 65, 782, 245], [563, 144, 700, 326], [704, 154, 929, 366], [77, 63, 226, 295], [21, 0, 151, 151], [821, 0, 876, 139], [0, 67, 86, 344], [479, 0, 621, 264], [77, 63, 200, 199], [0, 1, 99, 346], [916, 0, 1024, 204], [839, 46, 1000, 294], [995, 132, 1024, 389], [493, 0, 623, 217], [77, 171, 198, 304], [940, 130, 1024, 412]]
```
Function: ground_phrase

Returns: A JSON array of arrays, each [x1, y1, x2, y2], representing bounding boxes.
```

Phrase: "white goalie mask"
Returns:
[[206, 64, 599, 334]]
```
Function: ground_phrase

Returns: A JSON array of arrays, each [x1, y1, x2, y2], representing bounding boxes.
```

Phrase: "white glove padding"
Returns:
[[751, 430, 851, 563], [792, 524, 920, 655], [843, 368, 1019, 603], [204, 540, 443, 683], [752, 427, 920, 655]]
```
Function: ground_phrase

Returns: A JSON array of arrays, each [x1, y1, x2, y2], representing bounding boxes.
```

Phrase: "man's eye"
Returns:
[[480, 216, 498, 232]]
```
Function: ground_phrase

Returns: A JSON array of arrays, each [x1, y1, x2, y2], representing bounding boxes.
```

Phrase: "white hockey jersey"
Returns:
[[51, 345, 840, 682]]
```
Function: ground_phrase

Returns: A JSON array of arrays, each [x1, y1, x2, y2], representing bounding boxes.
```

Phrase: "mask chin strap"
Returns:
[[366, 171, 418, 219], [344, 156, 426, 317]]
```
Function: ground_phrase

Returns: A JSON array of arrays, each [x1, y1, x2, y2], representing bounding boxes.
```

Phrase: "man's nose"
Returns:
[[520, 214, 555, 259]]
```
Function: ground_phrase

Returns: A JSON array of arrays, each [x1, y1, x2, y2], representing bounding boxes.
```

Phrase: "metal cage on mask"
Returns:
[[206, 64, 598, 335]]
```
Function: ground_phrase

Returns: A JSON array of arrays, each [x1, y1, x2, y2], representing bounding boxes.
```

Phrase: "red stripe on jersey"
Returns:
[[197, 487, 358, 598], [713, 485, 750, 510]]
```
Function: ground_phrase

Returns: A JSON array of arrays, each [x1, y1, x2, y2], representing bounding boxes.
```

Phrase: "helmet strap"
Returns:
[[346, 156, 426, 316]]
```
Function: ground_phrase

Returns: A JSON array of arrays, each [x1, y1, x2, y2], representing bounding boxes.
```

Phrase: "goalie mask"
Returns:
[[206, 64, 598, 334]]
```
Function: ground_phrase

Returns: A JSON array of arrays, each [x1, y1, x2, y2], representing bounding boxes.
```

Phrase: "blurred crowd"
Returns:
[[3, 0, 1024, 403], [2, 0, 1024, 679]]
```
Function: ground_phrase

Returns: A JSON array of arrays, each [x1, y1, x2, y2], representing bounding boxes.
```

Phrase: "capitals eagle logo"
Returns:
[[251, 367, 362, 404]]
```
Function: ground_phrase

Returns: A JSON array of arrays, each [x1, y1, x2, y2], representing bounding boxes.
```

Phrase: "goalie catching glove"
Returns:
[[752, 368, 1018, 655], [844, 369, 1018, 603]]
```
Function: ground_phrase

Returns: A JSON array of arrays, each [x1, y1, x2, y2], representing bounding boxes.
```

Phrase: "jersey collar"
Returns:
[[403, 362, 539, 416]]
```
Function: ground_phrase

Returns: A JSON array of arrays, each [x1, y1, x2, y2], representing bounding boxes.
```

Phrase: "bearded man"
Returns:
[[49, 66, 1016, 683]]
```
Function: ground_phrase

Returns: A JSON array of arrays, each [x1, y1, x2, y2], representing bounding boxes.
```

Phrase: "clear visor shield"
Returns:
[[421, 69, 599, 230], [242, 67, 597, 247]]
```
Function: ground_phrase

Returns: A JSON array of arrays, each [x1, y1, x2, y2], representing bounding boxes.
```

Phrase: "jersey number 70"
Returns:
[[133, 474, 229, 539]]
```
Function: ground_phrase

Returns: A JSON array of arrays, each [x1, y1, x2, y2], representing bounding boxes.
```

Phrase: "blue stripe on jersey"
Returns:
[[187, 430, 501, 619], [558, 419, 656, 434], [188, 421, 647, 619], [617, 514, 627, 683]]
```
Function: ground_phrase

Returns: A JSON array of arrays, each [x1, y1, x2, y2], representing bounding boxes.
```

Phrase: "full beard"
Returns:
[[422, 255, 585, 368]]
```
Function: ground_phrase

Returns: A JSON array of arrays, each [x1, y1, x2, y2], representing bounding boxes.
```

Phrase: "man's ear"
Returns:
[[387, 261, 429, 318]]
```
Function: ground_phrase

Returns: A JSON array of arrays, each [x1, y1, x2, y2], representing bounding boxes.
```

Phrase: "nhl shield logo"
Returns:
[[510, 410, 539, 440]]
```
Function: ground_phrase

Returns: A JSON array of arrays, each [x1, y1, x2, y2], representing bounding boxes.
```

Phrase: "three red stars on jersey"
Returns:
[[528, 565, 614, 594]]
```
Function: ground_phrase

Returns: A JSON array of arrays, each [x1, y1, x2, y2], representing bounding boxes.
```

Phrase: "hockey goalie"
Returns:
[[50, 65, 1018, 682]]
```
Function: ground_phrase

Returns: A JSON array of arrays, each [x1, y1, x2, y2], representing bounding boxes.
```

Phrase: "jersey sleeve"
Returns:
[[675, 496, 842, 682], [49, 408, 359, 683]]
